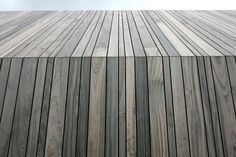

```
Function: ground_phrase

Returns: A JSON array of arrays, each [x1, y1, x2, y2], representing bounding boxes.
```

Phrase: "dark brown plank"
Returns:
[[0, 58, 22, 157]]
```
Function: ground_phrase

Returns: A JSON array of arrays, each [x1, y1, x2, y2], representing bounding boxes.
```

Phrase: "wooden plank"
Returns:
[[126, 57, 136, 157], [106, 57, 119, 157], [135, 57, 151, 157], [26, 58, 47, 157], [163, 57, 177, 157], [87, 57, 106, 157], [118, 56, 126, 157], [196, 57, 217, 157], [107, 11, 118, 56], [170, 57, 190, 157], [72, 12, 103, 57], [76, 57, 91, 157], [0, 59, 11, 120], [36, 58, 54, 157], [57, 11, 97, 57], [210, 56, 236, 156], [8, 58, 38, 157], [118, 11, 125, 56], [181, 57, 208, 157], [42, 11, 88, 57], [126, 11, 145, 56], [147, 57, 168, 157], [132, 11, 161, 56], [203, 57, 224, 156], [44, 58, 69, 157], [226, 57, 236, 113], [0, 58, 22, 157], [62, 57, 81, 157], [141, 11, 179, 56], [92, 11, 113, 57]]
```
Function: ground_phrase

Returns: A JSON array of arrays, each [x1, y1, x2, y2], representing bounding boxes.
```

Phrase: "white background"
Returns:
[[0, 0, 236, 10]]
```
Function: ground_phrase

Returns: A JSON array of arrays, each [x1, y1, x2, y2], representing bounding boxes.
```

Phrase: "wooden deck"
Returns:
[[0, 11, 236, 157]]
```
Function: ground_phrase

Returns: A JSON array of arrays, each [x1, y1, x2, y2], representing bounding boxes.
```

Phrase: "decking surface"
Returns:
[[0, 11, 236, 157]]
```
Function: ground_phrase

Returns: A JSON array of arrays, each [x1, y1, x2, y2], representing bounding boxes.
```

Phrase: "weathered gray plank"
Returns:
[[147, 57, 168, 157], [76, 57, 91, 157], [36, 57, 55, 157], [0, 59, 11, 121], [7, 58, 38, 157], [118, 56, 126, 157], [181, 57, 208, 157], [170, 57, 190, 157], [44, 58, 70, 157], [126, 57, 136, 157], [106, 57, 119, 157], [210, 57, 236, 156], [87, 57, 106, 157], [135, 57, 151, 157], [163, 57, 177, 157], [26, 58, 47, 157], [0, 58, 22, 157], [203, 57, 224, 156], [62, 57, 81, 157]]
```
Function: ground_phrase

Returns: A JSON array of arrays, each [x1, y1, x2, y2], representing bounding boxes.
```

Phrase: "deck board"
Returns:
[[0, 11, 236, 157]]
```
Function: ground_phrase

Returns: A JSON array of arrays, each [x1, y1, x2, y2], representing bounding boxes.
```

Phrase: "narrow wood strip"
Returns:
[[36, 58, 54, 157], [62, 57, 81, 157], [87, 57, 106, 157], [197, 57, 217, 157], [163, 57, 177, 157], [44, 58, 70, 157], [210, 57, 236, 156], [26, 58, 47, 157], [170, 57, 190, 157], [106, 57, 119, 157], [204, 57, 224, 156], [118, 56, 126, 157], [126, 57, 136, 157], [135, 57, 151, 157], [0, 59, 11, 120], [147, 57, 168, 157], [76, 57, 91, 157], [0, 58, 22, 157], [181, 57, 208, 157]]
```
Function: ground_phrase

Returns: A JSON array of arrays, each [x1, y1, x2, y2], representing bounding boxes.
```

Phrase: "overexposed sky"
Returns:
[[0, 0, 236, 10]]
